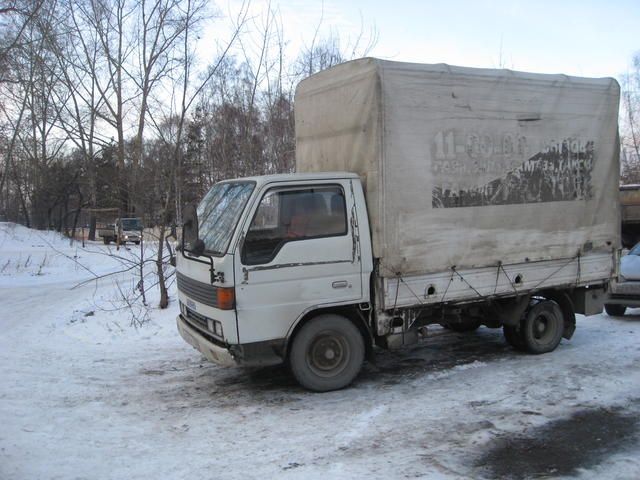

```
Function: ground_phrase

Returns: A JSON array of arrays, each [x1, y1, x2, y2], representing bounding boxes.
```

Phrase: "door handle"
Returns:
[[332, 280, 349, 289]]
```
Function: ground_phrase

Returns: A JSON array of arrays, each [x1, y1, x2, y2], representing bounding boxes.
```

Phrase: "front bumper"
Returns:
[[177, 314, 286, 367], [177, 315, 237, 367], [606, 280, 640, 307]]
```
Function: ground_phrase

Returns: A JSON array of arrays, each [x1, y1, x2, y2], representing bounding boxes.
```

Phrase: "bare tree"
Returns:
[[0, 0, 70, 227], [146, 0, 248, 308], [0, 0, 46, 76], [48, 0, 114, 238], [81, 0, 136, 214], [292, 6, 378, 78], [620, 52, 640, 184]]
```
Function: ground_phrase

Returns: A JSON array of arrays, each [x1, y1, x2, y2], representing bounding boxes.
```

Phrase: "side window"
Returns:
[[242, 185, 348, 265]]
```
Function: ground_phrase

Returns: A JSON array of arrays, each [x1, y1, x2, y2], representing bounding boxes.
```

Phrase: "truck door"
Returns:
[[234, 180, 363, 344]]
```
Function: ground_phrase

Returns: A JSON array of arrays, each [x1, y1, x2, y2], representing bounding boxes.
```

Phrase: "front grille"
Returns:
[[177, 272, 219, 308], [609, 294, 638, 300], [186, 306, 209, 331]]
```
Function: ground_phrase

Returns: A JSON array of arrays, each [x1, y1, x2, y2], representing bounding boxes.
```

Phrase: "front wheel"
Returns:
[[604, 304, 626, 316], [103, 237, 109, 245], [289, 314, 365, 392]]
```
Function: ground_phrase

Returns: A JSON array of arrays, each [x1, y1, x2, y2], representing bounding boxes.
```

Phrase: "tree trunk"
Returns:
[[89, 214, 96, 241], [156, 222, 168, 309]]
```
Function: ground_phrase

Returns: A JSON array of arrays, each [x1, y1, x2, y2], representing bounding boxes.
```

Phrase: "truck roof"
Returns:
[[224, 172, 360, 186], [298, 57, 619, 94]]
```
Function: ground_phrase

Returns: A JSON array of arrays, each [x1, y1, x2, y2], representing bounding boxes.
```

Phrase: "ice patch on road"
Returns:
[[334, 404, 387, 447], [451, 360, 486, 371], [430, 359, 487, 380]]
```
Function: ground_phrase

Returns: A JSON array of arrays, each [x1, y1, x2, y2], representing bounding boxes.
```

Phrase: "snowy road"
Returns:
[[1, 223, 640, 479]]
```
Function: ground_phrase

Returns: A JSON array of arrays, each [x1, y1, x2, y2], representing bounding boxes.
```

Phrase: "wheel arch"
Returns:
[[284, 305, 374, 360]]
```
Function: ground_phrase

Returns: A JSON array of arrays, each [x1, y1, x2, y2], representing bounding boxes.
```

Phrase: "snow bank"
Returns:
[[0, 222, 148, 288]]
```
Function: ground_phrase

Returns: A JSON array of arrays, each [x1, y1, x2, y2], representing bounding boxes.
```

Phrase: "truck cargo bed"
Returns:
[[295, 58, 620, 299]]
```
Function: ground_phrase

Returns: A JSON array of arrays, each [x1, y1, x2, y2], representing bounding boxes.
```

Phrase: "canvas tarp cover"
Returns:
[[295, 58, 620, 276]]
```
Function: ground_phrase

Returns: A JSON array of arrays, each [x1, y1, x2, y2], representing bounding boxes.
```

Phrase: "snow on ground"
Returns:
[[1, 223, 640, 479]]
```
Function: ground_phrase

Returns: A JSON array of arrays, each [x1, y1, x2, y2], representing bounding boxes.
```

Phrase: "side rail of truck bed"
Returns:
[[382, 250, 614, 310]]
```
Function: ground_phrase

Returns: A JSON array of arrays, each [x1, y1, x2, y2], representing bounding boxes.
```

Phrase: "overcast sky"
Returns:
[[213, 0, 639, 80]]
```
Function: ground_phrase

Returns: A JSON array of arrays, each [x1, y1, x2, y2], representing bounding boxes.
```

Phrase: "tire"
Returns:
[[503, 324, 526, 351], [289, 314, 365, 392], [604, 304, 626, 316], [134, 241, 140, 245], [520, 299, 564, 354], [103, 237, 109, 245], [447, 320, 481, 333]]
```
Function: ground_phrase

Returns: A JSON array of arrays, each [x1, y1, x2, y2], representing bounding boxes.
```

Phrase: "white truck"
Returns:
[[176, 58, 620, 391]]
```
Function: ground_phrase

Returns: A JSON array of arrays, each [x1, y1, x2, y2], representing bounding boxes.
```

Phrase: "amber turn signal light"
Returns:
[[216, 287, 235, 310]]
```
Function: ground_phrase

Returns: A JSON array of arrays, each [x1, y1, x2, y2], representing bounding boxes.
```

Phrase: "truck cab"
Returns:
[[176, 173, 374, 390], [117, 218, 143, 244], [98, 217, 143, 245]]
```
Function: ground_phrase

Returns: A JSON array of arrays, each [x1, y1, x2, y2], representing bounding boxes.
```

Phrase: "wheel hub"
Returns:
[[307, 333, 350, 376], [530, 310, 560, 344], [534, 316, 548, 337]]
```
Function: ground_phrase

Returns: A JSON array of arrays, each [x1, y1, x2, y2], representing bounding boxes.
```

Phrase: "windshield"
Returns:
[[197, 181, 255, 255], [121, 218, 142, 231]]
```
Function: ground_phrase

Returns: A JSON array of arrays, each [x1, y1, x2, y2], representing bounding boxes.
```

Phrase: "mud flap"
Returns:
[[488, 295, 531, 327]]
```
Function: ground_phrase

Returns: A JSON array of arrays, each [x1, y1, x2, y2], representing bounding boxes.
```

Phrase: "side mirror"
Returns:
[[191, 238, 205, 257], [182, 203, 203, 255]]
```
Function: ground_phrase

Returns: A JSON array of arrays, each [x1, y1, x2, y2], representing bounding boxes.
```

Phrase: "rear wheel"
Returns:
[[604, 304, 626, 316], [289, 314, 365, 392], [520, 300, 564, 354]]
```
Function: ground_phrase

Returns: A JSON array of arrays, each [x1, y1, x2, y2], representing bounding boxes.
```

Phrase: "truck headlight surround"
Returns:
[[214, 321, 223, 337], [207, 318, 223, 337]]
